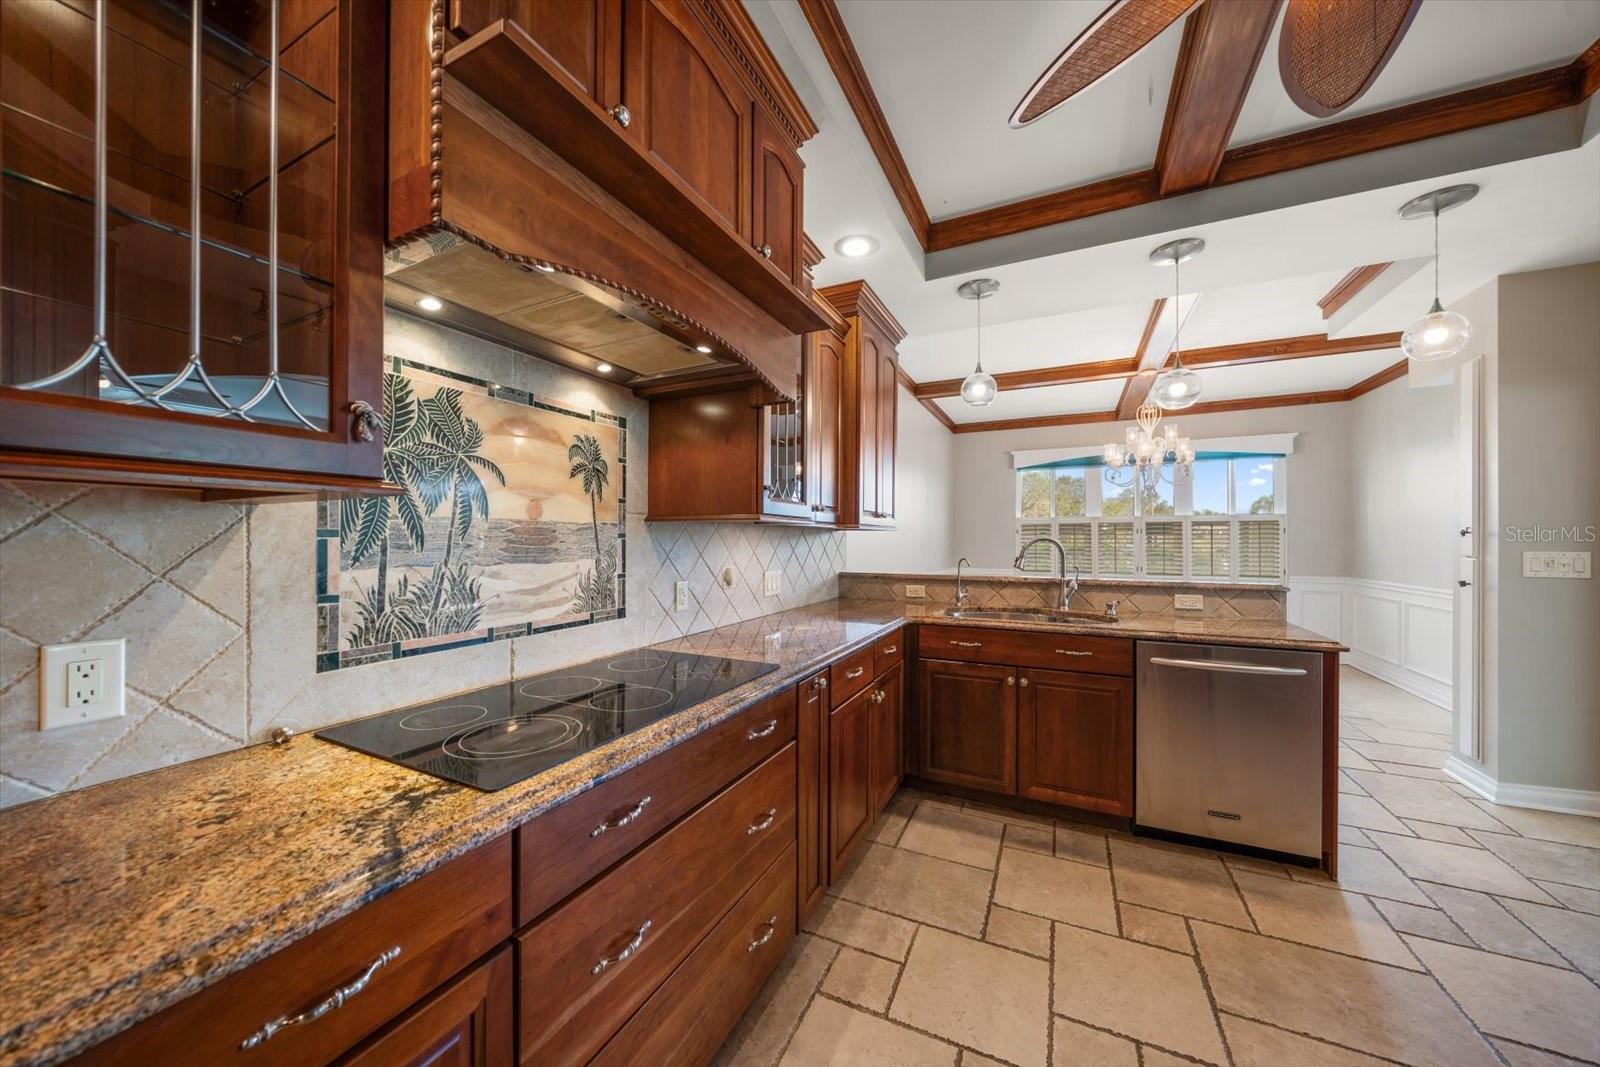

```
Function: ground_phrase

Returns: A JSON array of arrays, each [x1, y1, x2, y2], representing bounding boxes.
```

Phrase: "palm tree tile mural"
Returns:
[[316, 359, 626, 672]]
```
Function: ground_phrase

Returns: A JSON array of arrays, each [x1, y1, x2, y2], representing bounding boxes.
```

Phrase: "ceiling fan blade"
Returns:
[[1010, 0, 1203, 128], [1279, 0, 1423, 117]]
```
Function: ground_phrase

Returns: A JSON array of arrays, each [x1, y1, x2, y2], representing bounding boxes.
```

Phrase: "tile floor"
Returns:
[[716, 667, 1600, 1067]]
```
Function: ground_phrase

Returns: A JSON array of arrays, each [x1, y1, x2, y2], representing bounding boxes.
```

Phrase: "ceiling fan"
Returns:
[[1009, 0, 1423, 128]]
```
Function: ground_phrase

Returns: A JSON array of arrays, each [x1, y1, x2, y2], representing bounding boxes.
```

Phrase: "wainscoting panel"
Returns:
[[1289, 577, 1454, 709]]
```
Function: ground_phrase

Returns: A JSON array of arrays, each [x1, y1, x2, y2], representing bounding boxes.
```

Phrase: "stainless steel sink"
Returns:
[[944, 608, 1113, 624]]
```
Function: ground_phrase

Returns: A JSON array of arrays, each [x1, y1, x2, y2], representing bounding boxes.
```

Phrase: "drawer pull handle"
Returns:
[[951, 640, 983, 648], [845, 666, 865, 679], [592, 920, 652, 976], [747, 719, 779, 741], [1054, 649, 1093, 657], [747, 915, 779, 952], [882, 645, 897, 654], [591, 795, 653, 838], [746, 808, 778, 835], [239, 946, 401, 1049]]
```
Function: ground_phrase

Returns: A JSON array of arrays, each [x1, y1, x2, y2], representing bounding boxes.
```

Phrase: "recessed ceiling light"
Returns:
[[416, 295, 443, 312], [695, 343, 714, 354], [834, 234, 878, 258], [596, 362, 613, 374]]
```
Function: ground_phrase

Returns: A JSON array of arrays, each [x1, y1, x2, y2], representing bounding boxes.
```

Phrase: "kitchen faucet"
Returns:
[[954, 557, 972, 610], [1013, 536, 1088, 612]]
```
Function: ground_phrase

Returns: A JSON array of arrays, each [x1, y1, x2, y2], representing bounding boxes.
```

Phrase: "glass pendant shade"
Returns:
[[1151, 365, 1201, 410], [960, 368, 997, 406], [1402, 299, 1472, 362]]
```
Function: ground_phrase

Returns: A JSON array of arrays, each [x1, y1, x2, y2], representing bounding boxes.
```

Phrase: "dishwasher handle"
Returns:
[[1146, 656, 1307, 677]]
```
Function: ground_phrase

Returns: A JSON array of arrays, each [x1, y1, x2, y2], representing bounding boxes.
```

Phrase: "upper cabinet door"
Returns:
[[622, 0, 751, 240], [805, 330, 842, 521], [856, 325, 882, 521], [450, 0, 622, 108], [875, 346, 897, 524], [752, 110, 803, 286]]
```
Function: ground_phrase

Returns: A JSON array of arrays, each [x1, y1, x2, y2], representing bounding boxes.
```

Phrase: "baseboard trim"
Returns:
[[1445, 755, 1600, 817], [1346, 649, 1453, 710]]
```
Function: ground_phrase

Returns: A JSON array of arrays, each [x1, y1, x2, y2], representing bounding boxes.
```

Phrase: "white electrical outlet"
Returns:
[[905, 584, 927, 599], [673, 581, 690, 612], [763, 570, 781, 597], [40, 639, 126, 730], [1174, 594, 1205, 610]]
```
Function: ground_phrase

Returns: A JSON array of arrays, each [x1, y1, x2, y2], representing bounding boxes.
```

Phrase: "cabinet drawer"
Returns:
[[516, 744, 796, 1066], [830, 645, 876, 703], [516, 685, 795, 924], [78, 837, 513, 1067], [591, 844, 796, 1067], [874, 631, 904, 676], [918, 624, 1133, 676], [338, 945, 514, 1066]]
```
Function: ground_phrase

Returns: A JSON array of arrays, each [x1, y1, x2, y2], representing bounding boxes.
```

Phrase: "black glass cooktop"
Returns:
[[316, 651, 779, 791]]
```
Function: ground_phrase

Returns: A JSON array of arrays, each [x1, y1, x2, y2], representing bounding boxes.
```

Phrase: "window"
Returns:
[[1014, 458, 1286, 583]]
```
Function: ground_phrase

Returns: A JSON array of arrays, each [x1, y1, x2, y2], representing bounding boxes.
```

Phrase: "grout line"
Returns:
[[1184, 917, 1235, 1067]]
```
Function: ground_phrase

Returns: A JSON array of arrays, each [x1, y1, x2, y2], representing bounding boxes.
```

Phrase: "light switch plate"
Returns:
[[1174, 594, 1205, 610], [673, 581, 690, 612], [904, 584, 927, 599], [40, 639, 126, 730], [763, 570, 781, 597], [1522, 551, 1592, 578]]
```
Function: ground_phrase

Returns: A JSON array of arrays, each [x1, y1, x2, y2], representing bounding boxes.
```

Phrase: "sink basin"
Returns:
[[944, 608, 1113, 624]]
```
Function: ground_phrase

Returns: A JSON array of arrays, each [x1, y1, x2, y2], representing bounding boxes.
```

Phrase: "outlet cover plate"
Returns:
[[763, 571, 781, 597], [1174, 594, 1205, 610], [904, 584, 927, 599], [40, 639, 126, 730], [673, 581, 690, 612]]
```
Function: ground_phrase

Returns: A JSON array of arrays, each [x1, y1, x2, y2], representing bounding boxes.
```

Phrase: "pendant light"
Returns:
[[1398, 183, 1477, 362], [1149, 237, 1204, 410], [957, 278, 1000, 406]]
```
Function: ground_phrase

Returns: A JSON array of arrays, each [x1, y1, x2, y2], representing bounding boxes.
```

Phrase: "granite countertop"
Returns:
[[0, 599, 1338, 1065], [901, 602, 1344, 652], [842, 568, 1290, 593]]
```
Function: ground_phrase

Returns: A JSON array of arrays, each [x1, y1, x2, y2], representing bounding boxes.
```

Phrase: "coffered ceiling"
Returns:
[[748, 0, 1600, 432]]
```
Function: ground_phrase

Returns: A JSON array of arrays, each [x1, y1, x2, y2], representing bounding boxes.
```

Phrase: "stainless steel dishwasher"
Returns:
[[1136, 642, 1323, 858]]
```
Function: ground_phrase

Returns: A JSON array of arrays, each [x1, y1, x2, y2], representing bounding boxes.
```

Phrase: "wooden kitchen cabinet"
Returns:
[[815, 281, 906, 529], [915, 658, 1017, 795], [802, 305, 847, 523], [870, 666, 904, 813], [797, 669, 830, 920], [828, 683, 874, 881], [448, 0, 623, 107], [0, 0, 390, 495], [1017, 669, 1134, 816], [339, 946, 514, 1067], [753, 109, 804, 288]]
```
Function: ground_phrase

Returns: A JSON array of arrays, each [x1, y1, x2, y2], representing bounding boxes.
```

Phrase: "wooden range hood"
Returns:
[[387, 2, 822, 400]]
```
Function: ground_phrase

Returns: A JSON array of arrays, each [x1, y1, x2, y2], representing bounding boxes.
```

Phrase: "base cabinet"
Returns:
[[1017, 669, 1134, 816], [339, 947, 514, 1067], [797, 670, 830, 919], [915, 659, 1017, 795], [827, 683, 874, 881], [870, 666, 903, 813]]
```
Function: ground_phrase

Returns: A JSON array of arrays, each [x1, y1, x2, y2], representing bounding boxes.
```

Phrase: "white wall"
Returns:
[[846, 388, 954, 571], [1349, 377, 1458, 590], [948, 403, 1355, 575]]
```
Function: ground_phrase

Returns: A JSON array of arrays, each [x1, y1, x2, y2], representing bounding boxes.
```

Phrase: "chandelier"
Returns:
[[1102, 403, 1194, 495]]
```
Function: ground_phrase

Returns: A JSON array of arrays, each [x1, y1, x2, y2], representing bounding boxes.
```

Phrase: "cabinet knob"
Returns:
[[757, 244, 773, 258], [1006, 676, 1015, 686], [347, 401, 385, 443], [817, 676, 828, 689], [610, 103, 631, 128], [1019, 677, 1029, 687]]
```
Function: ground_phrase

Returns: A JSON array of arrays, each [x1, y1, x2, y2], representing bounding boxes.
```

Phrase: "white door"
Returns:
[[1454, 359, 1483, 760]]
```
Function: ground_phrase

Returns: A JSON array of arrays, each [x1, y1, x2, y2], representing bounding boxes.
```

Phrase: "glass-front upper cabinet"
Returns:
[[0, 0, 387, 494]]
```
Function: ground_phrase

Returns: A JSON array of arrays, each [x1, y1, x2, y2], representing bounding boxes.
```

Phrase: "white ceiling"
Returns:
[[935, 377, 1126, 426], [1192, 348, 1401, 403]]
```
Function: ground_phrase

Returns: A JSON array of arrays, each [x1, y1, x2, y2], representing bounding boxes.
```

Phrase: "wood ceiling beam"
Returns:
[[949, 409, 1118, 435], [1154, 0, 1282, 197], [924, 39, 1600, 253], [912, 356, 1140, 400], [893, 361, 956, 431], [1318, 264, 1394, 319], [796, 0, 932, 248]]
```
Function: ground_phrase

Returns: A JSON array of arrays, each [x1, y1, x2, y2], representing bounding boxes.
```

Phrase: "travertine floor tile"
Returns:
[[1051, 1017, 1138, 1067], [896, 804, 1005, 870], [1347, 770, 1511, 831], [1535, 880, 1600, 915], [994, 848, 1118, 933], [1338, 824, 1372, 848], [1468, 803, 1600, 849], [1108, 839, 1252, 928], [1419, 882, 1567, 965], [865, 809, 909, 845], [1405, 936, 1600, 1063], [1367, 831, 1559, 902], [1118, 903, 1191, 954], [1357, 725, 1452, 750], [1223, 853, 1290, 880], [1338, 746, 1380, 771], [821, 946, 900, 1013], [831, 843, 992, 936], [1402, 818, 1481, 846], [1338, 770, 1367, 795], [1370, 760, 1454, 780], [718, 933, 837, 1067], [1337, 793, 1413, 835], [1466, 830, 1600, 892], [1293, 843, 1432, 905], [1192, 921, 1499, 1066], [890, 928, 1049, 1067], [1055, 825, 1109, 867], [1346, 740, 1448, 769], [780, 996, 958, 1067], [1492, 1037, 1597, 1067], [1499, 898, 1600, 981], [1053, 923, 1226, 1065], [1371, 897, 1473, 946], [1002, 821, 1053, 855], [1219, 1013, 1394, 1067], [1232, 870, 1420, 969], [984, 905, 1051, 958], [805, 894, 917, 961], [957, 1052, 1009, 1067], [1141, 1046, 1210, 1066]]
